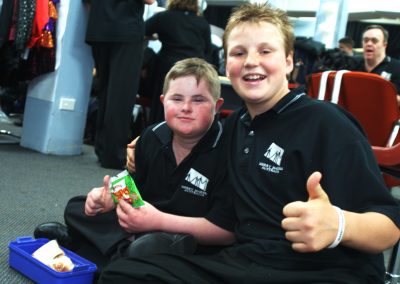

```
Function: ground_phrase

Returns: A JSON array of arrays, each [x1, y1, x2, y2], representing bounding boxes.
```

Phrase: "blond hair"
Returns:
[[163, 58, 221, 102], [223, 2, 294, 58]]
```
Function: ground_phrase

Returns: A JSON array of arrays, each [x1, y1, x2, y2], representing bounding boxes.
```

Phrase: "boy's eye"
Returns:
[[260, 49, 270, 54], [193, 96, 205, 102], [171, 96, 183, 101], [230, 50, 244, 57]]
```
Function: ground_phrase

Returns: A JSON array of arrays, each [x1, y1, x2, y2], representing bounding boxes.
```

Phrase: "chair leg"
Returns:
[[385, 242, 400, 284]]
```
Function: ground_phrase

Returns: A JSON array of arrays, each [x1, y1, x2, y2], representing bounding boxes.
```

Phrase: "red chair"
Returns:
[[307, 71, 400, 187], [372, 143, 400, 282]]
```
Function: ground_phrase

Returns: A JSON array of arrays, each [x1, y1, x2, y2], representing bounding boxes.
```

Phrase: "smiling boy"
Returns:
[[99, 4, 400, 283], [34, 58, 234, 275]]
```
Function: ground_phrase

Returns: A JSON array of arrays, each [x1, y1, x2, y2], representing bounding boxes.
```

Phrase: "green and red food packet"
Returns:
[[109, 170, 144, 208]]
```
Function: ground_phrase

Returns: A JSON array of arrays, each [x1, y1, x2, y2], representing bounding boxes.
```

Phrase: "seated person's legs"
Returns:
[[126, 232, 197, 257]]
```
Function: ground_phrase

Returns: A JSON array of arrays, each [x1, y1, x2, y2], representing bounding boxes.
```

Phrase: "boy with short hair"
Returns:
[[35, 57, 234, 272], [99, 3, 400, 283]]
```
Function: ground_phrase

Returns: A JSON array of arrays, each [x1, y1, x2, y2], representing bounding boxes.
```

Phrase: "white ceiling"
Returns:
[[207, 0, 400, 24]]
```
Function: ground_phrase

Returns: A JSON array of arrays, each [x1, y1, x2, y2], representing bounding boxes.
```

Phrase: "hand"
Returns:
[[126, 136, 139, 173], [281, 172, 339, 252], [85, 175, 115, 216], [116, 200, 162, 233]]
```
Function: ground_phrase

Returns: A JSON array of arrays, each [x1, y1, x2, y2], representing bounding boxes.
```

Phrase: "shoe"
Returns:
[[34, 222, 73, 247]]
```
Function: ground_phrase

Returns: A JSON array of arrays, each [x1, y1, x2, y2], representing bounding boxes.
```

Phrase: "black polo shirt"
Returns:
[[133, 119, 234, 232], [86, 0, 145, 43], [355, 55, 400, 93], [223, 88, 400, 279], [145, 9, 212, 61]]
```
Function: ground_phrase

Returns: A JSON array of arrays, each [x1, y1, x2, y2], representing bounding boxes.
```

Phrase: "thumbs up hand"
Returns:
[[281, 172, 340, 252], [85, 175, 115, 216]]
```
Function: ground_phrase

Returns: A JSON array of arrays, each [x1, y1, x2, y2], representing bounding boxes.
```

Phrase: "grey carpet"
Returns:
[[0, 121, 120, 283]]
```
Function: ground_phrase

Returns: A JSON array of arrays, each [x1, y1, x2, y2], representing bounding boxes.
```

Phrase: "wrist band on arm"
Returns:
[[327, 206, 345, 249]]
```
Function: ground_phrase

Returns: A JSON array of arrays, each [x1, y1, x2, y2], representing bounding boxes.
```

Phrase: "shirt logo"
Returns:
[[381, 71, 392, 81], [264, 143, 284, 166], [185, 168, 209, 191]]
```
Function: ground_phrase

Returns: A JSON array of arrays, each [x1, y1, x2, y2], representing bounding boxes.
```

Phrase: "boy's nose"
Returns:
[[244, 53, 259, 67], [182, 100, 193, 112]]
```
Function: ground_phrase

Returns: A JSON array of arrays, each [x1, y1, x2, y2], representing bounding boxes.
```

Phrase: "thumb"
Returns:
[[103, 175, 110, 191], [102, 175, 111, 201], [307, 171, 329, 201]]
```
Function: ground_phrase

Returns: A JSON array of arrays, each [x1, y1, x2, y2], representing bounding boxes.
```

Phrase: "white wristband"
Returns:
[[327, 206, 345, 249]]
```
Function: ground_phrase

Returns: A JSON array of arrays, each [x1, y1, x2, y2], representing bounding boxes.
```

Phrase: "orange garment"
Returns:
[[27, 0, 49, 48]]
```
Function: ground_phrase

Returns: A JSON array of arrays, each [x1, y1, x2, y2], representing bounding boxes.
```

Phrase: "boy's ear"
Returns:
[[285, 52, 294, 75], [215, 98, 224, 112], [160, 95, 165, 104]]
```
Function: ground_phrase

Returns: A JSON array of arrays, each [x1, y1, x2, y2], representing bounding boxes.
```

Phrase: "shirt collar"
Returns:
[[239, 86, 306, 126], [153, 117, 223, 151]]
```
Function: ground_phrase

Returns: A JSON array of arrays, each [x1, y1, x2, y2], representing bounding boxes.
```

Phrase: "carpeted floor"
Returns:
[[0, 121, 120, 283]]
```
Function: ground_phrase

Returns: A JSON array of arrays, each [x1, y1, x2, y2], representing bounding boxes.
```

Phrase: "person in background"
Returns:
[[34, 58, 234, 277], [98, 3, 400, 283], [86, 0, 155, 169], [354, 24, 400, 105], [144, 0, 213, 124], [338, 36, 354, 56]]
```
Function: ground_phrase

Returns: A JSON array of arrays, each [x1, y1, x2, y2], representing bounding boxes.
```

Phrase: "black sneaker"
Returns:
[[33, 222, 73, 248]]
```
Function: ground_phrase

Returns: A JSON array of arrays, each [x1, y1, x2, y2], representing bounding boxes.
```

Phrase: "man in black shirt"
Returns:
[[354, 24, 400, 104], [86, 0, 155, 169]]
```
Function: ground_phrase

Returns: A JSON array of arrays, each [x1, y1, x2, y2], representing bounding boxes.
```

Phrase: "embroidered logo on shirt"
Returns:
[[381, 71, 392, 81], [264, 143, 284, 166], [185, 168, 209, 191], [258, 143, 285, 174]]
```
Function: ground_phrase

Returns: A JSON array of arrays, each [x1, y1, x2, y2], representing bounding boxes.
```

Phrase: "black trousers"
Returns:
[[98, 245, 371, 284], [64, 196, 197, 275], [64, 195, 131, 274], [91, 41, 144, 168]]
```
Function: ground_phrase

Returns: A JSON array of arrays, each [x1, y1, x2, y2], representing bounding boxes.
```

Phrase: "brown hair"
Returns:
[[363, 24, 389, 43], [163, 58, 221, 102], [166, 0, 199, 15], [339, 36, 355, 48], [223, 2, 294, 58]]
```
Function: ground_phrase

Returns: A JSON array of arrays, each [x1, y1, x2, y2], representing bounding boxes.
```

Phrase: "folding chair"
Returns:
[[373, 143, 400, 179], [307, 71, 400, 188], [373, 143, 400, 284]]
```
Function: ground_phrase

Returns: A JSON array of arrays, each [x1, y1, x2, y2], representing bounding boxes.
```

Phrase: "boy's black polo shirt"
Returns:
[[223, 88, 400, 279], [133, 119, 234, 232]]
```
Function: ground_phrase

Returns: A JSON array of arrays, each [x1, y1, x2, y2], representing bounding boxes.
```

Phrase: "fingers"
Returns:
[[85, 193, 103, 216], [282, 201, 305, 217], [281, 216, 301, 231], [126, 159, 135, 173], [126, 145, 136, 173], [127, 136, 139, 148]]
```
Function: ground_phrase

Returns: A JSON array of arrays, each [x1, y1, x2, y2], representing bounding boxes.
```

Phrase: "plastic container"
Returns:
[[9, 236, 97, 284]]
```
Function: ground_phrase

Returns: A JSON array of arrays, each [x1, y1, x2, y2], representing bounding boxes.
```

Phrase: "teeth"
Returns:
[[244, 74, 265, 80]]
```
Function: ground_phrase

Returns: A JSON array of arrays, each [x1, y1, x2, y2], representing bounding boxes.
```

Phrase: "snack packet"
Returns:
[[109, 170, 144, 208]]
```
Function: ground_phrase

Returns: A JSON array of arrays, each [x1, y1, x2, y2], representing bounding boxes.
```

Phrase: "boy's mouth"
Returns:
[[243, 74, 266, 82]]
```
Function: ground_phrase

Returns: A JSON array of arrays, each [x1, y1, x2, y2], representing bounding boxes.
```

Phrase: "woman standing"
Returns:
[[145, 0, 213, 124]]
